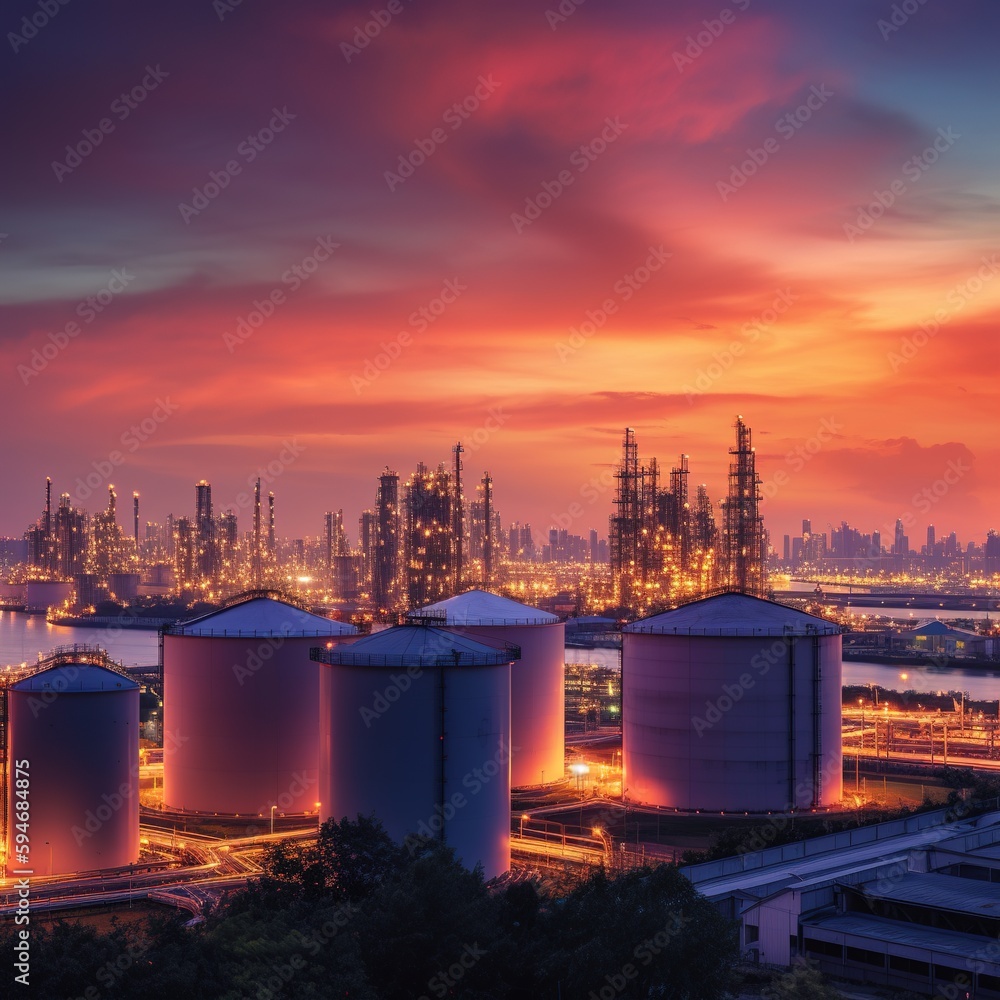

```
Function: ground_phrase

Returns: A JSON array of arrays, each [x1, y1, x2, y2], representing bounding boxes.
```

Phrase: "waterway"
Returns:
[[0, 609, 158, 668], [567, 646, 1000, 701], [3, 610, 999, 701]]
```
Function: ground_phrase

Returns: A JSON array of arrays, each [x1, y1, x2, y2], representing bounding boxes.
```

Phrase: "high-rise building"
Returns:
[[985, 529, 1000, 575]]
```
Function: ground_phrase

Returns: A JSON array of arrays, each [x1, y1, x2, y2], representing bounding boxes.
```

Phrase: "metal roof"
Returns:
[[907, 620, 982, 639], [861, 871, 1000, 915], [624, 592, 841, 636], [806, 912, 1000, 965], [165, 595, 358, 637], [12, 662, 139, 692], [409, 589, 558, 626], [684, 810, 975, 902], [311, 624, 519, 668]]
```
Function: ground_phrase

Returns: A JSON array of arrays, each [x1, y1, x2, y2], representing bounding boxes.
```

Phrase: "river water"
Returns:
[[570, 645, 1000, 701], [4, 610, 998, 700], [0, 610, 158, 668]]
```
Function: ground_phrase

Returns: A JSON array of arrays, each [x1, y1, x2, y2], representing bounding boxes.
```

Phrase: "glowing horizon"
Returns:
[[3, 0, 998, 547]]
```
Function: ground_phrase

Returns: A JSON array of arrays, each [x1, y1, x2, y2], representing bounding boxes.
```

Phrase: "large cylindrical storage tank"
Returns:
[[5, 650, 139, 875], [622, 593, 842, 812], [162, 594, 357, 815], [24, 580, 73, 613], [315, 624, 515, 879], [411, 590, 564, 787]]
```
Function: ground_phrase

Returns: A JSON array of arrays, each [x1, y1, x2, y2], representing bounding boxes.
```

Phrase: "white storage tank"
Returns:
[[162, 593, 357, 815], [411, 590, 564, 787], [314, 623, 516, 879], [622, 593, 842, 812], [4, 647, 139, 875]]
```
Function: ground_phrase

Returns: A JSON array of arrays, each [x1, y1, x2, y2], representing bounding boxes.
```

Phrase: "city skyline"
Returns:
[[3, 1, 999, 547], [6, 441, 998, 556]]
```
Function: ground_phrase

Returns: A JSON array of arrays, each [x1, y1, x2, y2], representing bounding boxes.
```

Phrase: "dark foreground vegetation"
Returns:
[[3, 816, 739, 999]]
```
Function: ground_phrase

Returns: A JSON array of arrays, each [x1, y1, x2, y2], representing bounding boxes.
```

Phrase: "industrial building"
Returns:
[[410, 589, 565, 787], [312, 622, 518, 879], [162, 592, 357, 815], [901, 619, 993, 658], [622, 592, 843, 812], [2, 646, 139, 876], [682, 805, 1000, 997], [609, 416, 767, 614]]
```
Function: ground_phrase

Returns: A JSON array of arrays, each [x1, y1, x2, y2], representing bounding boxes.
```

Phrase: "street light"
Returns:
[[270, 804, 277, 836], [44, 841, 52, 876], [315, 802, 322, 833], [520, 813, 529, 839]]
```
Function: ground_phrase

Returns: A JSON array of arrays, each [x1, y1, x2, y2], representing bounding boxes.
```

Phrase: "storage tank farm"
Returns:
[[312, 623, 517, 879], [2, 646, 139, 877], [622, 593, 843, 813], [409, 590, 565, 787], [162, 593, 357, 816]]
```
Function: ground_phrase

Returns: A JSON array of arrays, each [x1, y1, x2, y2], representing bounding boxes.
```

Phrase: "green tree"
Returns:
[[766, 962, 844, 999]]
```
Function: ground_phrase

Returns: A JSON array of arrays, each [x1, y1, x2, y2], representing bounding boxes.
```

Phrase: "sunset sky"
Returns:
[[3, 0, 998, 548]]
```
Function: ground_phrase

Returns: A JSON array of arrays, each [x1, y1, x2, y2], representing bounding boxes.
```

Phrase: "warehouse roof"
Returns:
[[860, 871, 1000, 915], [806, 912, 1000, 965], [624, 592, 840, 636], [410, 589, 558, 626]]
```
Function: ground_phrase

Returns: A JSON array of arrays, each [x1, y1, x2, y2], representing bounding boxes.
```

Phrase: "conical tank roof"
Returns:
[[311, 624, 519, 667], [166, 595, 358, 637], [410, 589, 557, 626], [623, 592, 840, 636], [13, 662, 139, 692]]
